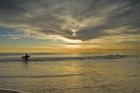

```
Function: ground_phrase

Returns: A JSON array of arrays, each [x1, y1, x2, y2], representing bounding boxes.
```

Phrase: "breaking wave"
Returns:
[[0, 54, 136, 62]]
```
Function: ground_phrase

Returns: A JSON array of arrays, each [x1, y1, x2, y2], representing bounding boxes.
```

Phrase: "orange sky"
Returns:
[[0, 44, 139, 53]]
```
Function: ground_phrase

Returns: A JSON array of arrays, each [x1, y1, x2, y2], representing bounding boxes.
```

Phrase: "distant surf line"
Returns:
[[0, 54, 135, 62], [0, 73, 86, 78]]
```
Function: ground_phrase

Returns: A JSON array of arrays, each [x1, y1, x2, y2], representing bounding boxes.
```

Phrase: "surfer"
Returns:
[[22, 53, 30, 61]]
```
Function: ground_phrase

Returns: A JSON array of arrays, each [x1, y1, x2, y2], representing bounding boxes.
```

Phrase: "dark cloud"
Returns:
[[129, 0, 140, 5], [0, 0, 26, 14], [0, 0, 139, 42], [75, 28, 107, 41], [0, 0, 20, 10]]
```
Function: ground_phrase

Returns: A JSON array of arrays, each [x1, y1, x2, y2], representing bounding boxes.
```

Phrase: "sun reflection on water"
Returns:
[[64, 63, 81, 74]]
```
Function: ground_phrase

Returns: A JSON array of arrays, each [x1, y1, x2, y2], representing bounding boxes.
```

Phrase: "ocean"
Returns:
[[0, 52, 140, 93]]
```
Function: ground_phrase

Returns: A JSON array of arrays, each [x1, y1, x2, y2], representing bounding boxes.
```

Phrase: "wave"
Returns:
[[0, 54, 136, 62], [0, 73, 85, 78], [0, 89, 23, 93]]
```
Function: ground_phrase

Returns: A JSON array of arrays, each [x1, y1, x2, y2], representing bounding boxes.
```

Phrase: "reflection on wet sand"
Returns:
[[0, 53, 139, 93]]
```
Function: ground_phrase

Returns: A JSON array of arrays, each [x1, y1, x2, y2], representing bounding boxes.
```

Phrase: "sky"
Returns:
[[0, 0, 140, 53]]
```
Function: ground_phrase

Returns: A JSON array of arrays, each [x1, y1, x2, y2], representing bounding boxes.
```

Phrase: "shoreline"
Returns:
[[0, 89, 22, 93]]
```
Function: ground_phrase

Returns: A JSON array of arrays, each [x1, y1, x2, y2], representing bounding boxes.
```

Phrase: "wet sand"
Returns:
[[0, 89, 21, 93], [0, 53, 139, 93]]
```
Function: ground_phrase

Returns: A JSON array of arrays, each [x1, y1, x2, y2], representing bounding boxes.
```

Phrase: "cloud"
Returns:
[[0, 0, 139, 44]]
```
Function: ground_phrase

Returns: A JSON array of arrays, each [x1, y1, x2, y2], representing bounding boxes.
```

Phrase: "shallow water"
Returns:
[[0, 53, 140, 93]]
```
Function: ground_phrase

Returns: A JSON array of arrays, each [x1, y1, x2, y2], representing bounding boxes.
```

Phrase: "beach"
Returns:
[[0, 0, 139, 92], [0, 89, 21, 93], [0, 53, 140, 93]]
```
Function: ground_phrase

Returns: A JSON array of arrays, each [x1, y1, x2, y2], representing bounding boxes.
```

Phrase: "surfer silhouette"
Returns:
[[22, 53, 30, 61]]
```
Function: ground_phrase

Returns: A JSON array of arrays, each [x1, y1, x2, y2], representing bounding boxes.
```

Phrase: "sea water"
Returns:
[[0, 52, 140, 93]]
